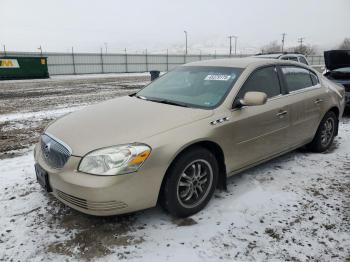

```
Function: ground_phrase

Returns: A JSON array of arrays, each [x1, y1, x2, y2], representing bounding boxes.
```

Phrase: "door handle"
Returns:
[[276, 110, 288, 117], [314, 99, 324, 104]]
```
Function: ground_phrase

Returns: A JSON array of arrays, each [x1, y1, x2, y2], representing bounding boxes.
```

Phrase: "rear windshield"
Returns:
[[137, 66, 243, 109]]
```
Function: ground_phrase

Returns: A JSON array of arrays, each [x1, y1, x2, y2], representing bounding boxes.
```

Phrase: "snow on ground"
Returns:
[[0, 118, 349, 261], [0, 73, 150, 155], [0, 106, 85, 123]]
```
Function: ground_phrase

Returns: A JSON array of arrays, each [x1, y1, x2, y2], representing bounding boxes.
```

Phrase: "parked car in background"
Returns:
[[254, 52, 309, 65], [34, 58, 345, 218], [324, 50, 350, 108]]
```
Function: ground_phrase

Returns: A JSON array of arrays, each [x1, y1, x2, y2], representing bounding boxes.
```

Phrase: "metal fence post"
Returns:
[[145, 49, 149, 72], [100, 48, 104, 73], [125, 48, 128, 73], [166, 49, 169, 71], [71, 47, 76, 75]]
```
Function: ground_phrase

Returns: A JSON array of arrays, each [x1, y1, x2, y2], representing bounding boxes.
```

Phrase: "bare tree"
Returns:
[[292, 44, 317, 56], [338, 38, 350, 49], [260, 41, 281, 53]]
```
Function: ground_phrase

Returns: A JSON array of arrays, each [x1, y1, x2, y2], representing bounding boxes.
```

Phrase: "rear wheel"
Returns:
[[160, 147, 218, 217], [307, 111, 337, 152]]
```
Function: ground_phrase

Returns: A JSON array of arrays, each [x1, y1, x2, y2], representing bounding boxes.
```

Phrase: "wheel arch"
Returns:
[[327, 106, 340, 136], [158, 140, 227, 204]]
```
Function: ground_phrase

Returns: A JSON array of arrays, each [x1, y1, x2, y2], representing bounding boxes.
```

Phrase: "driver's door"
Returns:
[[223, 66, 291, 172]]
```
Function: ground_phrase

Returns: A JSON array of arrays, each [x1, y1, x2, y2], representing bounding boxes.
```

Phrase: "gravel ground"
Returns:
[[0, 74, 150, 158], [0, 74, 349, 261]]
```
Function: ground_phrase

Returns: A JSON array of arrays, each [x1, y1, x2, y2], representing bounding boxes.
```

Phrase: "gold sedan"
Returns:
[[34, 58, 345, 217]]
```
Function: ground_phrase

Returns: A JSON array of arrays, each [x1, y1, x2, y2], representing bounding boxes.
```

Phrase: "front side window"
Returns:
[[281, 66, 314, 92], [298, 56, 309, 65], [309, 71, 319, 85], [137, 66, 243, 109], [236, 66, 281, 100]]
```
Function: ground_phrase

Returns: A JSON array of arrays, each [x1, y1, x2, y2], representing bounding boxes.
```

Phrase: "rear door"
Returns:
[[225, 66, 291, 172], [280, 66, 325, 146]]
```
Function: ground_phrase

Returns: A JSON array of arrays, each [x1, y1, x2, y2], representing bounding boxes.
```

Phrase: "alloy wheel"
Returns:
[[320, 117, 335, 147], [176, 159, 213, 209]]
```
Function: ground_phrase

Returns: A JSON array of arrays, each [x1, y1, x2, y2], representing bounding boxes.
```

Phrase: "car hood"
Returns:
[[46, 96, 213, 156], [324, 50, 350, 71]]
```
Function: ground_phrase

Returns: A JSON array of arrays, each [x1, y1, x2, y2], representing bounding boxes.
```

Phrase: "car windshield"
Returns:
[[136, 66, 243, 109], [333, 67, 350, 73]]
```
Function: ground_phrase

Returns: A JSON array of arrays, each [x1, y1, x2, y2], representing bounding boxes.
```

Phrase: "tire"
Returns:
[[160, 147, 219, 218], [307, 111, 338, 153]]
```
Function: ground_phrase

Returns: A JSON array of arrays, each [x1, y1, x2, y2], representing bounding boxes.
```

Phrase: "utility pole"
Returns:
[[184, 30, 188, 55], [38, 46, 43, 56], [3, 44, 6, 56], [228, 36, 233, 56], [281, 33, 286, 52], [298, 37, 304, 48], [104, 42, 108, 54], [228, 35, 238, 56]]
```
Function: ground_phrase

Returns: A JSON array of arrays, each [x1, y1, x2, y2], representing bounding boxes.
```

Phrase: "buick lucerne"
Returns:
[[34, 58, 345, 217]]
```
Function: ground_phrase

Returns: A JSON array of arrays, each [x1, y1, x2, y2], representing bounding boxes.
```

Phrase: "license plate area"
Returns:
[[35, 164, 52, 192]]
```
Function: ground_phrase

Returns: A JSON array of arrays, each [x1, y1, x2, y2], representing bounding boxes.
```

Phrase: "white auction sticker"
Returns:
[[204, 74, 231, 81]]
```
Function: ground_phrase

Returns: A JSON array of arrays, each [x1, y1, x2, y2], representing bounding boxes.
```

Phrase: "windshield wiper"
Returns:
[[134, 95, 190, 108], [145, 97, 189, 108], [134, 94, 148, 100], [155, 99, 189, 108]]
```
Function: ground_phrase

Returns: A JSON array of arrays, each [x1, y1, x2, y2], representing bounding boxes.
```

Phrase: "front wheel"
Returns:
[[307, 111, 338, 152], [160, 147, 218, 217]]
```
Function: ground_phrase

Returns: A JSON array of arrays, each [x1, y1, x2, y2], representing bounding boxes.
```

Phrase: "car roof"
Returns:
[[254, 54, 282, 58], [183, 57, 305, 69], [254, 52, 304, 58]]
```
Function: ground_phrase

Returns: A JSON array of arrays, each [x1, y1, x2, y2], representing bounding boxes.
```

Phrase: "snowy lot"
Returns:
[[0, 74, 349, 261]]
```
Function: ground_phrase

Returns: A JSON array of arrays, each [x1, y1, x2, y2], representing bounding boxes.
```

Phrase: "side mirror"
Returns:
[[234, 91, 267, 108]]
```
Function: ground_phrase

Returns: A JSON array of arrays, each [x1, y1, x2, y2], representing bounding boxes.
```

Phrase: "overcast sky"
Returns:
[[1, 0, 349, 54]]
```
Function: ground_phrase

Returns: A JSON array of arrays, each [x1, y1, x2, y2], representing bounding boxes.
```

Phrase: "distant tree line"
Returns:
[[338, 38, 350, 49], [260, 37, 350, 56]]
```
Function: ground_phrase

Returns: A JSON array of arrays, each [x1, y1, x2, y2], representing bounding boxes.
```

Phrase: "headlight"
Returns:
[[78, 144, 151, 176]]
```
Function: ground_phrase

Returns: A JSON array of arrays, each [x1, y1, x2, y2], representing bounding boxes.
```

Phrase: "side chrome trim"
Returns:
[[210, 117, 230, 125]]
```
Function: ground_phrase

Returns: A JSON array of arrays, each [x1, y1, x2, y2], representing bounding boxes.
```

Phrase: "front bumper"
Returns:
[[34, 143, 164, 216]]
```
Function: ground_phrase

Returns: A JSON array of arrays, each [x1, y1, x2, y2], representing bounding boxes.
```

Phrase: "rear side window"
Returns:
[[282, 56, 298, 62], [236, 66, 281, 99], [298, 56, 309, 65], [281, 66, 314, 92]]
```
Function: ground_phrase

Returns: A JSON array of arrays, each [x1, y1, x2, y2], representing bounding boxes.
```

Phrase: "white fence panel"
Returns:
[[2, 51, 324, 75]]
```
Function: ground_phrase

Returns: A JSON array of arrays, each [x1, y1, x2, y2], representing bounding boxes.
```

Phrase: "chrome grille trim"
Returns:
[[56, 190, 128, 211], [40, 133, 71, 169]]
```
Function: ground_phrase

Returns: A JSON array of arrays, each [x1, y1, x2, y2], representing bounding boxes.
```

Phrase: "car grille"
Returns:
[[40, 134, 71, 169], [56, 190, 128, 211]]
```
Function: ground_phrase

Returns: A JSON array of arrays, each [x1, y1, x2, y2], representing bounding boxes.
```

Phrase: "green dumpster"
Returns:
[[0, 56, 49, 80]]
